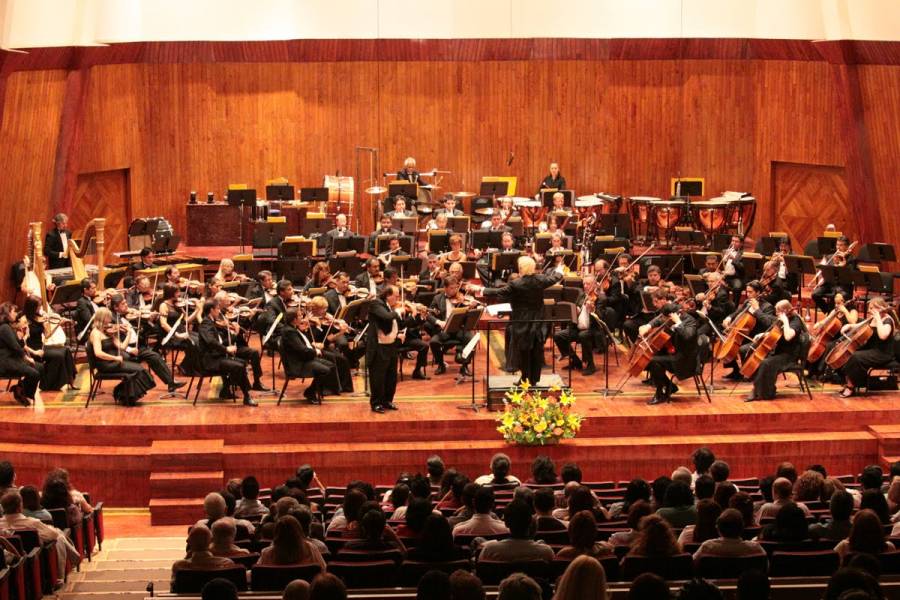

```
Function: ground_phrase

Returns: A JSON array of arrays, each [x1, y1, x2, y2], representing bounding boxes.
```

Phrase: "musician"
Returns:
[[721, 235, 746, 300], [0, 303, 42, 406], [480, 212, 512, 232], [622, 265, 667, 343], [44, 213, 71, 270], [397, 157, 423, 185], [324, 213, 356, 253], [482, 256, 564, 385], [837, 297, 897, 398], [305, 261, 332, 291], [425, 212, 449, 232], [721, 280, 776, 380], [419, 255, 443, 289], [477, 232, 519, 286], [744, 299, 806, 402], [760, 257, 791, 306], [607, 254, 640, 331], [367, 285, 405, 413], [324, 272, 352, 315], [385, 196, 416, 219], [698, 254, 720, 278], [198, 301, 256, 406], [497, 197, 518, 222], [812, 236, 855, 314], [157, 283, 200, 374], [215, 258, 249, 283], [74, 279, 101, 344], [22, 295, 75, 392], [641, 290, 700, 405], [212, 293, 270, 394], [809, 293, 857, 381], [427, 276, 474, 377], [89, 307, 155, 407], [354, 259, 383, 297], [19, 253, 55, 299], [398, 301, 431, 381], [378, 236, 409, 268], [539, 232, 568, 271], [380, 267, 400, 295], [369, 215, 401, 253], [126, 275, 158, 313], [436, 196, 463, 217], [137, 247, 156, 271], [553, 273, 606, 376], [538, 162, 565, 195], [439, 235, 467, 268], [248, 270, 277, 305], [280, 309, 338, 404], [307, 296, 354, 394], [775, 237, 799, 293], [695, 271, 734, 337]]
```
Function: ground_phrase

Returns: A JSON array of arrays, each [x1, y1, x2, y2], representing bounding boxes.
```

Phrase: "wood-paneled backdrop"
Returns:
[[0, 40, 898, 299]]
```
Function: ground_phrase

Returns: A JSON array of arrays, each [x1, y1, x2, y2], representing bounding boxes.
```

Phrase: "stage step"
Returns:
[[150, 439, 224, 472], [148, 498, 206, 526], [149, 471, 224, 499], [149, 439, 224, 525]]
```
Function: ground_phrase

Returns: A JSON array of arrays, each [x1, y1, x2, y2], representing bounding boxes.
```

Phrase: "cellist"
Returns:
[[721, 281, 776, 381], [837, 297, 897, 398], [744, 299, 806, 402], [641, 288, 700, 406], [808, 292, 857, 381]]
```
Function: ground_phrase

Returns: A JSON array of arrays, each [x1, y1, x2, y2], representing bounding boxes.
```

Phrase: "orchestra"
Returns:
[[5, 176, 899, 412]]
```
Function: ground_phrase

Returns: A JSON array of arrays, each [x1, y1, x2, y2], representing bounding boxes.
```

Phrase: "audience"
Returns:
[[338, 508, 406, 562], [608, 478, 651, 520], [416, 569, 452, 600], [407, 514, 468, 562], [234, 476, 270, 519], [172, 525, 235, 587], [691, 447, 716, 482], [478, 499, 553, 562], [736, 569, 770, 600], [793, 469, 825, 502], [1, 490, 80, 581], [534, 487, 566, 531], [728, 492, 757, 528], [679, 499, 722, 545], [758, 502, 810, 543], [474, 453, 520, 487], [452, 486, 508, 539], [426, 455, 446, 487], [308, 573, 347, 600], [283, 579, 310, 600], [200, 578, 239, 600], [496, 573, 541, 600], [19, 484, 51, 521], [757, 478, 811, 520], [859, 489, 891, 524], [657, 481, 697, 527], [528, 455, 559, 485], [810, 490, 854, 541], [259, 516, 326, 570], [449, 569, 486, 600], [556, 510, 613, 559], [834, 508, 895, 560], [209, 518, 250, 557], [609, 500, 653, 547], [677, 578, 725, 599], [553, 555, 608, 600], [627, 572, 670, 600], [692, 508, 766, 562], [627, 514, 682, 558], [396, 497, 434, 539]]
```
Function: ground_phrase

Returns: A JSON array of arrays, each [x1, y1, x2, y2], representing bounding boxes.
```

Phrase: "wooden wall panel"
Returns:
[[0, 70, 67, 300], [71, 169, 131, 254], [772, 162, 852, 244]]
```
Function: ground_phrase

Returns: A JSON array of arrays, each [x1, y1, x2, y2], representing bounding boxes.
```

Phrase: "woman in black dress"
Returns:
[[538, 162, 566, 194], [22, 295, 76, 391], [839, 297, 898, 397], [0, 302, 43, 406], [89, 307, 155, 406]]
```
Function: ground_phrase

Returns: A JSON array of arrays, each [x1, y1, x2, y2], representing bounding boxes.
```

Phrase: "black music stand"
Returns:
[[711, 234, 732, 252], [227, 188, 255, 207], [428, 231, 450, 253], [266, 184, 295, 201], [562, 276, 584, 289], [506, 217, 524, 239], [253, 221, 287, 258], [590, 237, 630, 259], [597, 214, 630, 239], [392, 217, 418, 235], [457, 261, 477, 279], [300, 187, 329, 204], [233, 258, 272, 280], [674, 229, 706, 248], [332, 236, 366, 255], [479, 181, 508, 197], [50, 282, 84, 307], [491, 251, 520, 276], [854, 269, 893, 311], [543, 301, 576, 387], [857, 243, 896, 263], [690, 251, 720, 271], [471, 230, 502, 251], [740, 253, 765, 281], [102, 266, 129, 289], [784, 254, 816, 304], [448, 216, 471, 233], [387, 183, 417, 203], [329, 255, 364, 278], [755, 235, 783, 255], [279, 239, 315, 259], [302, 216, 330, 240], [275, 259, 309, 285]]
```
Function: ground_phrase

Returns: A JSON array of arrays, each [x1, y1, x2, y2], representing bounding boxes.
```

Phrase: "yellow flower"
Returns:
[[507, 389, 523, 405], [556, 419, 564, 427], [520, 381, 531, 392], [502, 413, 516, 427], [534, 420, 548, 433], [538, 398, 549, 410]]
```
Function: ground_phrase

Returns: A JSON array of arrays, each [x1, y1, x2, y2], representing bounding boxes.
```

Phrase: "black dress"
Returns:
[[26, 319, 75, 391], [94, 336, 155, 406], [0, 323, 43, 400], [843, 316, 897, 387]]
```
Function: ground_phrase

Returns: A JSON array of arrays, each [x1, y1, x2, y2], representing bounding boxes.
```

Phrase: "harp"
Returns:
[[27, 222, 49, 310], [68, 218, 106, 285]]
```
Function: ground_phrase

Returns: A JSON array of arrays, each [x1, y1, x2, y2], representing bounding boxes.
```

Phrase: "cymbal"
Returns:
[[365, 186, 388, 194]]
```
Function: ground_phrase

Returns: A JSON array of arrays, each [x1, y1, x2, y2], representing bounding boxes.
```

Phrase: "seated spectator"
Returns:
[[201, 578, 239, 600], [810, 490, 854, 541], [709, 461, 732, 487], [384, 483, 410, 517], [417, 570, 451, 600], [474, 453, 520, 487], [259, 516, 326, 570], [392, 474, 433, 521], [295, 464, 325, 499], [452, 486, 508, 539], [196, 492, 228, 529], [551, 482, 582, 519], [608, 478, 651, 520], [308, 572, 347, 600], [406, 514, 468, 562], [692, 509, 766, 563], [41, 476, 82, 527], [650, 476, 672, 512], [609, 500, 653, 547], [449, 569, 485, 600], [260, 496, 300, 540], [555, 510, 613, 560], [859, 489, 891, 524], [657, 481, 697, 527], [437, 472, 466, 511], [756, 476, 774, 512], [824, 567, 883, 600], [758, 502, 810, 543], [221, 490, 259, 535], [728, 492, 757, 528], [534, 488, 566, 531], [793, 470, 825, 502], [627, 572, 670, 600], [209, 518, 250, 557], [1, 490, 80, 580], [676, 578, 724, 599], [859, 465, 883, 494], [736, 569, 770, 600], [395, 497, 434, 539], [497, 573, 541, 600], [283, 579, 310, 600], [556, 485, 609, 523], [527, 455, 559, 485], [691, 447, 716, 483], [290, 505, 329, 556], [513, 485, 534, 509], [0, 461, 16, 503], [325, 488, 366, 535], [339, 508, 406, 562], [679, 499, 722, 545], [478, 499, 552, 562], [45, 468, 92, 516], [834, 509, 895, 560], [821, 477, 848, 504], [626, 514, 682, 558], [712, 481, 737, 510], [234, 476, 269, 520], [672, 467, 693, 487], [694, 475, 715, 502], [553, 555, 608, 600], [756, 477, 811, 520], [172, 525, 235, 585], [19, 485, 51, 521], [886, 476, 900, 514], [225, 478, 242, 499], [426, 455, 446, 487], [775, 462, 798, 484]]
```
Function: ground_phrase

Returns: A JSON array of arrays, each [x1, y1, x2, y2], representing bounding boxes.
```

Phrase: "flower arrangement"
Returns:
[[496, 383, 583, 445]]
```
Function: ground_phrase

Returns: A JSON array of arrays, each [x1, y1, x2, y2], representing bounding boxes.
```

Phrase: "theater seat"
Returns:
[[696, 554, 768, 579], [769, 550, 840, 577], [621, 553, 693, 581], [399, 559, 471, 586], [328, 560, 398, 588], [475, 560, 550, 585], [250, 564, 322, 590], [172, 566, 248, 593]]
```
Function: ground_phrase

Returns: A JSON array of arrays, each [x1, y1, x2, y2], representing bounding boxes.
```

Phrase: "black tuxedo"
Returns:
[[366, 298, 404, 409], [324, 227, 356, 253], [353, 272, 381, 296], [256, 296, 289, 339], [368, 228, 402, 253], [44, 228, 72, 270], [553, 291, 608, 368], [197, 316, 250, 394], [280, 325, 336, 397], [426, 293, 474, 370], [74, 296, 98, 343], [646, 311, 700, 399]]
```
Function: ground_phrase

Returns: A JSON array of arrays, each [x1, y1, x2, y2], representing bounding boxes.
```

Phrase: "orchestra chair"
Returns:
[[183, 358, 239, 406], [696, 554, 768, 579], [9, 529, 58, 593], [859, 335, 900, 396], [620, 553, 693, 581], [779, 333, 814, 400], [84, 345, 133, 408], [172, 566, 247, 593], [46, 508, 84, 565], [227, 553, 260, 570]]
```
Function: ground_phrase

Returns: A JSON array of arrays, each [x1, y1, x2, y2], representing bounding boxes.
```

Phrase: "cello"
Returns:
[[627, 311, 676, 377], [714, 303, 756, 363], [739, 320, 784, 378], [825, 317, 874, 370], [807, 296, 852, 363]]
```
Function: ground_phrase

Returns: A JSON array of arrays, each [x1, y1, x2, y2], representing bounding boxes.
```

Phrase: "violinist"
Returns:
[[354, 259, 383, 297], [642, 290, 700, 406], [307, 297, 353, 394], [608, 254, 640, 332], [110, 294, 186, 394], [324, 272, 352, 315], [248, 270, 277, 305], [553, 273, 606, 376], [74, 278, 101, 344], [760, 256, 791, 306], [163, 265, 182, 287], [198, 301, 256, 406], [255, 279, 293, 342], [305, 261, 332, 292], [695, 271, 733, 338], [622, 265, 666, 344], [427, 276, 475, 377], [419, 254, 443, 290], [837, 297, 897, 398], [126, 275, 159, 316], [397, 298, 431, 381], [385, 196, 416, 219], [744, 299, 805, 402], [89, 307, 155, 407], [812, 236, 855, 314], [538, 162, 566, 195], [368, 215, 401, 254], [22, 295, 75, 392], [158, 283, 200, 373], [721, 235, 746, 301], [698, 254, 720, 278], [280, 309, 338, 405], [721, 280, 776, 381], [0, 302, 42, 406], [214, 258, 250, 284]]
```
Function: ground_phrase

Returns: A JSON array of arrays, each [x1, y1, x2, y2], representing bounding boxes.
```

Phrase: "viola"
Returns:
[[739, 320, 784, 378], [825, 317, 874, 369]]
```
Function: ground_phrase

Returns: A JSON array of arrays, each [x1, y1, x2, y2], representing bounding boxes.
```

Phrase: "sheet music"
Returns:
[[161, 313, 184, 346], [262, 312, 283, 346], [485, 303, 511, 317]]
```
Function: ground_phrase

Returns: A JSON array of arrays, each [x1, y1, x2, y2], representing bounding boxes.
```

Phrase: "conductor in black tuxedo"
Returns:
[[44, 213, 72, 270], [366, 285, 405, 413], [198, 301, 256, 406], [481, 256, 564, 385], [397, 157, 423, 184], [280, 309, 337, 405]]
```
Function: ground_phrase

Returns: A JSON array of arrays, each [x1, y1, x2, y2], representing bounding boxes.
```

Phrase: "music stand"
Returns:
[[227, 188, 255, 207], [448, 216, 471, 233], [740, 252, 765, 281], [300, 187, 329, 204], [472, 230, 502, 251], [810, 237, 838, 257], [711, 234, 732, 252], [784, 254, 816, 303], [337, 297, 372, 323], [562, 276, 584, 289], [491, 251, 520, 276], [427, 231, 450, 253], [457, 332, 482, 411], [279, 238, 316, 259], [102, 266, 129, 289], [49, 282, 84, 307], [265, 184, 295, 201], [478, 181, 508, 197], [275, 259, 309, 285], [857, 243, 896, 263], [301, 215, 330, 240], [674, 228, 706, 248], [543, 301, 576, 387], [392, 217, 418, 235], [683, 274, 705, 297], [332, 236, 366, 255], [329, 255, 364, 278], [253, 222, 288, 257], [387, 182, 417, 202], [590, 236, 630, 259], [597, 214, 630, 239]]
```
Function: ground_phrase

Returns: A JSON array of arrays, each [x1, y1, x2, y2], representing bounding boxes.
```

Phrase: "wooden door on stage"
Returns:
[[71, 169, 131, 255], [771, 162, 853, 245]]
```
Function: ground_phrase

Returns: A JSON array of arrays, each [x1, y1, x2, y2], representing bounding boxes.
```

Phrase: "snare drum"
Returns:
[[628, 196, 658, 242], [649, 199, 685, 240], [690, 199, 729, 235]]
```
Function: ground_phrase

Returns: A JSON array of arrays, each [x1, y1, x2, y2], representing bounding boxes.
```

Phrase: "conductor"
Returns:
[[481, 256, 564, 385]]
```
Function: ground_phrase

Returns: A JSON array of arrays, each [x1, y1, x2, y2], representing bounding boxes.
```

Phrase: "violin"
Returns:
[[825, 317, 875, 369], [714, 302, 757, 363], [739, 319, 785, 378]]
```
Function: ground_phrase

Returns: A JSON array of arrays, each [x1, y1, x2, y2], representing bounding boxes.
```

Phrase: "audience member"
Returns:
[[392, 474, 432, 520], [407, 514, 467, 562], [651, 476, 673, 512], [326, 489, 366, 535], [628, 514, 682, 558], [513, 485, 534, 509], [692, 509, 766, 563], [234, 476, 269, 519], [283, 579, 310, 600], [728, 492, 757, 528], [676, 578, 724, 600], [41, 476, 82, 527], [426, 455, 446, 487], [1, 491, 80, 581], [608, 478, 651, 519], [834, 509, 894, 560], [260, 497, 301, 539], [609, 500, 653, 547], [627, 572, 670, 600], [810, 490, 853, 541], [679, 499, 722, 545], [757, 478, 811, 520], [172, 525, 235, 588], [449, 482, 480, 526], [709, 461, 731, 486], [290, 505, 329, 555], [474, 453, 520, 486], [886, 476, 900, 514], [396, 497, 434, 539], [496, 573, 541, 600], [775, 462, 798, 483], [386, 483, 410, 516], [196, 492, 228, 529], [657, 481, 697, 527], [793, 470, 825, 502], [200, 578, 239, 600], [713, 481, 737, 510], [758, 502, 810, 543], [823, 567, 883, 600], [553, 555, 608, 600], [308, 572, 347, 600], [437, 473, 467, 511], [694, 475, 715, 501], [449, 569, 486, 600], [528, 455, 559, 484], [478, 499, 552, 562], [452, 486, 508, 539], [555, 510, 613, 560], [691, 447, 716, 482], [19, 485, 50, 521], [859, 489, 891, 524], [534, 487, 566, 531], [672, 467, 694, 487], [416, 569, 452, 600], [736, 569, 770, 600], [339, 508, 406, 561], [821, 477, 847, 503], [259, 516, 326, 570], [209, 518, 250, 557]]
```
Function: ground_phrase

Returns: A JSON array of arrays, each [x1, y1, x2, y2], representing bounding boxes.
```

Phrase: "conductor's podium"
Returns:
[[484, 374, 566, 411]]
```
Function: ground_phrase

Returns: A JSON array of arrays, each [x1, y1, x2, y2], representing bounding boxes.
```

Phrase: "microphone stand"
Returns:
[[592, 318, 622, 397]]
